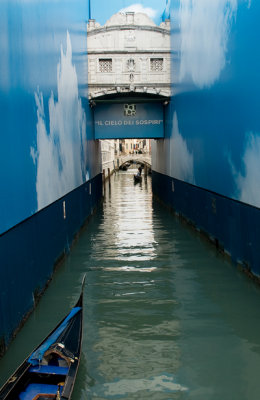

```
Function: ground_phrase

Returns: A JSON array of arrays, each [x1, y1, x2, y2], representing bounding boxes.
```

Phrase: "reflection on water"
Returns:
[[92, 373, 188, 397], [1, 169, 260, 400], [93, 171, 156, 262]]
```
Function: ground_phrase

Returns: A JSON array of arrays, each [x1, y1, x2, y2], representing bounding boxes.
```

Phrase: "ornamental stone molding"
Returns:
[[87, 12, 171, 99]]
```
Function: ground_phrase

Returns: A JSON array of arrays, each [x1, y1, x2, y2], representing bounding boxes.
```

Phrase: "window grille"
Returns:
[[150, 58, 163, 72], [99, 59, 112, 72], [127, 58, 135, 72]]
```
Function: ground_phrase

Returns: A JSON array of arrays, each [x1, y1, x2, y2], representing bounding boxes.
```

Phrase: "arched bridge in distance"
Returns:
[[117, 153, 152, 169]]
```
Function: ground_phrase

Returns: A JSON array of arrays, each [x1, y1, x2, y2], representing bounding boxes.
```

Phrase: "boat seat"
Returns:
[[29, 365, 68, 375], [19, 383, 57, 400]]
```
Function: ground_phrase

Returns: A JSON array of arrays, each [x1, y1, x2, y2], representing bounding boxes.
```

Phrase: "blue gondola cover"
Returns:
[[28, 307, 81, 366]]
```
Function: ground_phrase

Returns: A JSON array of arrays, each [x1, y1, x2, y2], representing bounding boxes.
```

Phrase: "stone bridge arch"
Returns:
[[117, 154, 151, 170]]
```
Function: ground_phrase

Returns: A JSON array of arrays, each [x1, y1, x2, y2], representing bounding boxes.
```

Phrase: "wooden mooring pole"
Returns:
[[108, 168, 111, 184], [144, 164, 148, 176], [103, 169, 106, 191]]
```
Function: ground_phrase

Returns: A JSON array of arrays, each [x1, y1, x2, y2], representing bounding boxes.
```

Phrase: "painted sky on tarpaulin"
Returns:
[[0, 0, 98, 234], [154, 0, 260, 209], [31, 32, 89, 211]]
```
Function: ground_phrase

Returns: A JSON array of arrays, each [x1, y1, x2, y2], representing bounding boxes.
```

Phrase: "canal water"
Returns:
[[1, 169, 260, 399]]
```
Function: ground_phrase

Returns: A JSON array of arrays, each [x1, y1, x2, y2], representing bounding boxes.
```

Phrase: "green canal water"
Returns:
[[1, 170, 260, 399]]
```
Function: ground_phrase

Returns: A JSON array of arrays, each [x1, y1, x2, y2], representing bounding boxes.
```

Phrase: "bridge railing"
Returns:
[[116, 153, 151, 168]]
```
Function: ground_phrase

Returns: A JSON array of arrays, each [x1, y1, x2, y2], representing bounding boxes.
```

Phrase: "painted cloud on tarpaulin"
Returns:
[[179, 0, 237, 88], [170, 112, 195, 184], [151, 112, 195, 184], [31, 31, 88, 211]]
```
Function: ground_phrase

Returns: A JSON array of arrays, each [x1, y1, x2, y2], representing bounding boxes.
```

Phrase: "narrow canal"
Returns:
[[1, 169, 260, 399]]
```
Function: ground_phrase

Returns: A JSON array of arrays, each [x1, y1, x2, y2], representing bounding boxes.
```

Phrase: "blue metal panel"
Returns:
[[94, 103, 164, 139], [0, 174, 102, 352], [152, 171, 260, 277]]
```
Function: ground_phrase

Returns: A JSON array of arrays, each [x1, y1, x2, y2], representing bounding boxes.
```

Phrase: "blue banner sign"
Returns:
[[94, 102, 164, 139]]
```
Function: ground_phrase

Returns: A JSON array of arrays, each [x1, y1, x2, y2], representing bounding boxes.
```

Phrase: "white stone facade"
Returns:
[[87, 12, 171, 99], [121, 138, 150, 155], [101, 139, 117, 173]]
